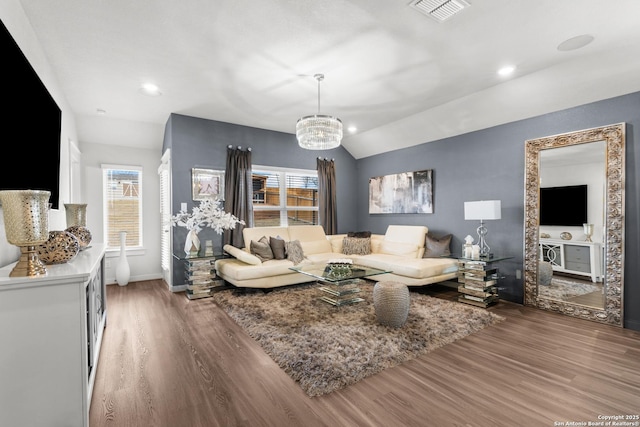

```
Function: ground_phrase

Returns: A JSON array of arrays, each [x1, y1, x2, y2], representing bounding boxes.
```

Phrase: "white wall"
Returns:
[[0, 0, 76, 267], [81, 142, 163, 284]]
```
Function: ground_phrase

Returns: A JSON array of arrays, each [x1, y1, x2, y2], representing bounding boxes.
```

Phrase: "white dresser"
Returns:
[[0, 245, 106, 427], [539, 238, 601, 282]]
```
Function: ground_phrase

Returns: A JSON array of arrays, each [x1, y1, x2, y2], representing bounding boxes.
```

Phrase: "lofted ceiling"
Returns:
[[16, 0, 640, 159]]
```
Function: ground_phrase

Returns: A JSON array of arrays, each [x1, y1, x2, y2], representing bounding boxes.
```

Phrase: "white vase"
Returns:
[[184, 229, 200, 257], [116, 231, 130, 286]]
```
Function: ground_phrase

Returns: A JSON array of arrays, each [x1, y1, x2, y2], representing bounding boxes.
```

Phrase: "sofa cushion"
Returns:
[[250, 236, 274, 261], [270, 236, 286, 259], [286, 240, 305, 264], [423, 234, 452, 258], [380, 241, 420, 258], [370, 235, 384, 253], [305, 252, 344, 264], [383, 225, 428, 246], [223, 244, 262, 265], [287, 225, 332, 254], [357, 254, 458, 279], [342, 236, 371, 255], [328, 234, 347, 253]]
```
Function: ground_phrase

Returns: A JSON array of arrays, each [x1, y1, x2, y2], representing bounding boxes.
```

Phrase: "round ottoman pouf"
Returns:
[[373, 281, 410, 328], [538, 261, 553, 286]]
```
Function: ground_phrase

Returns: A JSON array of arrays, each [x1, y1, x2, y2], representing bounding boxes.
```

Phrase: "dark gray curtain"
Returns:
[[317, 157, 337, 235], [224, 147, 253, 248]]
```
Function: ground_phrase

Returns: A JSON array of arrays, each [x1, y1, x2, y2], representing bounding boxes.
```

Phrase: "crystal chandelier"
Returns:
[[296, 74, 343, 150]]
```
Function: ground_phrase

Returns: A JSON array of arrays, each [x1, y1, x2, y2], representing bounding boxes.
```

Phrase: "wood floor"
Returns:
[[89, 280, 640, 427]]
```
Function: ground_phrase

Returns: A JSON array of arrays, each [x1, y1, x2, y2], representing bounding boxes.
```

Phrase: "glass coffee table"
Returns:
[[290, 263, 391, 306]]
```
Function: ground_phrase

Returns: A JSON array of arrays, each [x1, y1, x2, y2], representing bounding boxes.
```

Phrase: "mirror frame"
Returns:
[[524, 123, 625, 326]]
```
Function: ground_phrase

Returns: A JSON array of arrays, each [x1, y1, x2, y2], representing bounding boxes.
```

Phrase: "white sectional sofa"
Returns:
[[214, 225, 459, 289]]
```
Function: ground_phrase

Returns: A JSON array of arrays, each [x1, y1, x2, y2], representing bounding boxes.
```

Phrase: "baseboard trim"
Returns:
[[624, 319, 640, 331], [106, 273, 162, 285]]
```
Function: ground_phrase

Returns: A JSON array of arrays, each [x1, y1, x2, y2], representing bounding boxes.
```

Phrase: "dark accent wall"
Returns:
[[163, 91, 639, 331], [356, 91, 639, 330], [162, 113, 359, 288]]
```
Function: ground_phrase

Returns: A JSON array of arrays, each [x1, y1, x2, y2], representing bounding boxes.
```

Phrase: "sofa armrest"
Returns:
[[223, 244, 262, 265]]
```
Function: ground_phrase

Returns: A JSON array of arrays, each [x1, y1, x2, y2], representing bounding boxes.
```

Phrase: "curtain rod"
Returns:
[[317, 157, 335, 161], [227, 145, 251, 151]]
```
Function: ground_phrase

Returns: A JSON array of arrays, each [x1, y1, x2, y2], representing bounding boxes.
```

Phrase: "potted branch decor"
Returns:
[[171, 198, 244, 257]]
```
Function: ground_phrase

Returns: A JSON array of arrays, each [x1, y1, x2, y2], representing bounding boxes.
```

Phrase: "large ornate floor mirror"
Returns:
[[524, 123, 625, 326]]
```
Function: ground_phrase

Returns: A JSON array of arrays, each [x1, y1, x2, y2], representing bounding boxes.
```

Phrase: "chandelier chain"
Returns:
[[314, 73, 324, 114]]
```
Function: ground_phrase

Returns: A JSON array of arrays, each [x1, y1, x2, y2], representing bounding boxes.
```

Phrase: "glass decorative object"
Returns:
[[296, 115, 343, 150], [64, 203, 87, 227], [296, 74, 343, 150], [0, 189, 51, 277], [65, 225, 92, 250], [37, 230, 80, 264]]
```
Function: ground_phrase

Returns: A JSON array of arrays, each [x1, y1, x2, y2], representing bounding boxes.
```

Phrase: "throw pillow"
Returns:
[[269, 236, 286, 260], [347, 231, 372, 238], [223, 244, 262, 265], [342, 236, 371, 255], [423, 234, 452, 258], [250, 236, 274, 262], [286, 240, 305, 265]]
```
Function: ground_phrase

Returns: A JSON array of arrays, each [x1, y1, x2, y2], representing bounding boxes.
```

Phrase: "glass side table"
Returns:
[[173, 253, 231, 299], [455, 255, 513, 308]]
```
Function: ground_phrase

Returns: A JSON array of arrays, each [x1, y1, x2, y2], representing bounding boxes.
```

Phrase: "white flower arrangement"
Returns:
[[170, 198, 245, 234]]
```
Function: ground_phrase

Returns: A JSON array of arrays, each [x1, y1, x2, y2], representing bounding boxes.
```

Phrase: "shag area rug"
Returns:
[[538, 276, 602, 301], [211, 281, 504, 397]]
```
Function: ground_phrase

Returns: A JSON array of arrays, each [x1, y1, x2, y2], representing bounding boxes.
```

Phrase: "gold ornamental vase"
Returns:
[[0, 190, 51, 277], [64, 203, 87, 227]]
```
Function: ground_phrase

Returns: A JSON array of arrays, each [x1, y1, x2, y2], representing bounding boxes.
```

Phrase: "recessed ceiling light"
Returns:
[[497, 65, 516, 76], [139, 83, 162, 96], [348, 126, 357, 134], [96, 108, 106, 115], [557, 34, 594, 52]]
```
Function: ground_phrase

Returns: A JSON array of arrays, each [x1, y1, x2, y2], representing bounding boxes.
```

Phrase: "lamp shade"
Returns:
[[464, 200, 502, 220]]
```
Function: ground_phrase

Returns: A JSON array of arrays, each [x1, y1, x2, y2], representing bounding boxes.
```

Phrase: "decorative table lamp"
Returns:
[[0, 190, 51, 277], [464, 200, 502, 258]]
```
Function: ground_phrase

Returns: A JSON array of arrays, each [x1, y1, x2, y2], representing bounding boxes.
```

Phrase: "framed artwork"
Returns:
[[192, 168, 224, 201], [368, 169, 433, 214]]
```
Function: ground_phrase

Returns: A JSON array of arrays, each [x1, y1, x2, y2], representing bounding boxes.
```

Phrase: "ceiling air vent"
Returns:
[[410, 0, 470, 22]]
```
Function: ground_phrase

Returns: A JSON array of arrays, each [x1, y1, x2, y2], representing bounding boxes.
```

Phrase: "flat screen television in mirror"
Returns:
[[539, 184, 587, 226], [1, 19, 61, 209]]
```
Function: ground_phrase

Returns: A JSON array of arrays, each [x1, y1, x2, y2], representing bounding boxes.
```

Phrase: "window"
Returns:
[[102, 164, 143, 249], [252, 166, 318, 227]]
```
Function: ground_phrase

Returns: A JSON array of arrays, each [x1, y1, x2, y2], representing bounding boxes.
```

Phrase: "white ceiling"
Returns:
[[17, 0, 640, 159]]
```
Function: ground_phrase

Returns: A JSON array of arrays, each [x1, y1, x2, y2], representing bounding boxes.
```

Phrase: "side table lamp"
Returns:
[[464, 200, 502, 258]]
